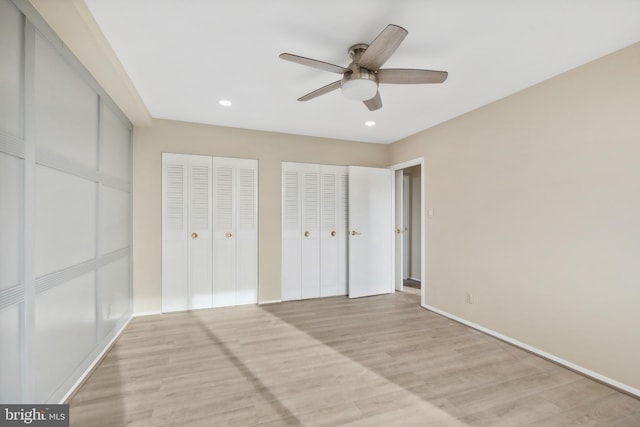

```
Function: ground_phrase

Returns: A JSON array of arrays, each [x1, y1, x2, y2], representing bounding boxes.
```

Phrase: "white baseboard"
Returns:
[[258, 300, 282, 305], [408, 277, 421, 282], [60, 315, 132, 403], [421, 303, 640, 399], [133, 310, 162, 317]]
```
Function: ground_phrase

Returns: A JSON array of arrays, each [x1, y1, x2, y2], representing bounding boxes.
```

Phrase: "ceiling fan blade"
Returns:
[[363, 91, 382, 111], [358, 24, 408, 70], [377, 68, 448, 84], [280, 53, 350, 74], [298, 80, 342, 101]]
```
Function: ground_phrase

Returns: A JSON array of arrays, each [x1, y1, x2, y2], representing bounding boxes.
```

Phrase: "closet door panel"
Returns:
[[212, 162, 236, 307], [0, 305, 21, 403], [100, 186, 129, 255], [34, 32, 98, 169], [101, 105, 131, 181], [0, 0, 23, 138], [281, 166, 301, 301], [338, 172, 349, 295], [0, 153, 21, 290], [162, 155, 188, 312], [300, 167, 320, 299], [99, 257, 130, 338], [187, 158, 213, 309], [236, 161, 258, 305], [33, 272, 96, 402], [35, 165, 96, 277], [320, 168, 339, 297]]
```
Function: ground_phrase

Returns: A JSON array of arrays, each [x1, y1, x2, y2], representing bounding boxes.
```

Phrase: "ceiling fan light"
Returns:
[[341, 78, 378, 101], [341, 67, 378, 101]]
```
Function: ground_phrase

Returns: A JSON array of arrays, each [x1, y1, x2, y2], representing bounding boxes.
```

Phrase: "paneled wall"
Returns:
[[0, 0, 132, 403]]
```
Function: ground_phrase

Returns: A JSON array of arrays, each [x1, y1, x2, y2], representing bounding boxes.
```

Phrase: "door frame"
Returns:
[[391, 157, 425, 305], [403, 174, 410, 280]]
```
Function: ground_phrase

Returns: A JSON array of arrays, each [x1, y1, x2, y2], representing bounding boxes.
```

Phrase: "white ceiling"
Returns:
[[84, 0, 640, 144]]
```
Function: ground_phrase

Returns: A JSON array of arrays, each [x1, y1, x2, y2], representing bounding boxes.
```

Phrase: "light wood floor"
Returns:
[[69, 292, 640, 426], [402, 279, 421, 296]]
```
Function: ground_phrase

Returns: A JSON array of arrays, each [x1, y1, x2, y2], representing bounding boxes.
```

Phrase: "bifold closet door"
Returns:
[[282, 162, 347, 301], [212, 158, 258, 307], [162, 153, 213, 312], [282, 162, 320, 300]]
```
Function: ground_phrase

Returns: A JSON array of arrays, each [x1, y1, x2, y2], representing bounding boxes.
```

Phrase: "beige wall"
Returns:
[[389, 43, 640, 390], [133, 120, 388, 312]]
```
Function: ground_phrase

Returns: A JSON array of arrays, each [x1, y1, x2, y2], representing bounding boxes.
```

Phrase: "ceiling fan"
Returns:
[[279, 24, 448, 111]]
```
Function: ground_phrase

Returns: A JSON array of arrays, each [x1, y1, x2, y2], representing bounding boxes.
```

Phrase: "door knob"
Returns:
[[351, 230, 361, 236], [304, 231, 310, 237], [331, 231, 336, 237], [226, 232, 233, 238], [396, 229, 402, 234], [191, 232, 198, 239]]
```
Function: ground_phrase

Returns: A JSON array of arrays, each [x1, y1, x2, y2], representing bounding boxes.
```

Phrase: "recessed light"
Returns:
[[218, 99, 232, 107], [364, 120, 376, 127]]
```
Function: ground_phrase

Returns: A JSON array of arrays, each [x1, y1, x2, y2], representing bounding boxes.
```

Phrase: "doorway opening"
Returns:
[[392, 158, 425, 304]]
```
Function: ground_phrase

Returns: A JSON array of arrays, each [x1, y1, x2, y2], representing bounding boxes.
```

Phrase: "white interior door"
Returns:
[[348, 166, 394, 298], [394, 170, 403, 291]]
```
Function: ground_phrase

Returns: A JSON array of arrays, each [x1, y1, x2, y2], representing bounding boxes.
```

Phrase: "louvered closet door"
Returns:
[[162, 153, 213, 312], [187, 156, 213, 310], [212, 157, 258, 307], [300, 165, 321, 299], [162, 154, 188, 312], [338, 171, 349, 295], [320, 166, 348, 297], [282, 162, 347, 301], [212, 160, 235, 307], [281, 162, 321, 300], [235, 160, 258, 305], [281, 164, 301, 301]]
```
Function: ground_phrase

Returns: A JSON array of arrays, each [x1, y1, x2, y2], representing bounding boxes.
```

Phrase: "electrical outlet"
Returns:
[[466, 292, 473, 304]]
